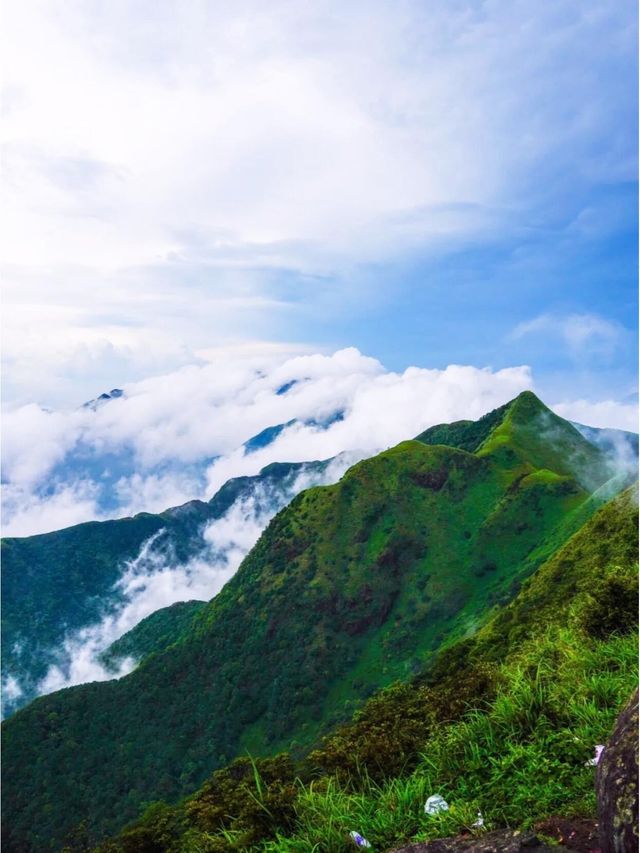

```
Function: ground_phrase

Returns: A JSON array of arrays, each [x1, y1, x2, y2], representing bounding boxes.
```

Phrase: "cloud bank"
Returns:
[[3, 348, 636, 539], [3, 348, 538, 536]]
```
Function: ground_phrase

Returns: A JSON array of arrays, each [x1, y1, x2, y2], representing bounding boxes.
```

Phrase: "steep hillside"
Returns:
[[1, 392, 624, 851], [1, 458, 335, 715], [415, 400, 510, 451], [92, 487, 638, 853]]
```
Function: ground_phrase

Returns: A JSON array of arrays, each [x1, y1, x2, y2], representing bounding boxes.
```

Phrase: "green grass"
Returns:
[[260, 629, 636, 853]]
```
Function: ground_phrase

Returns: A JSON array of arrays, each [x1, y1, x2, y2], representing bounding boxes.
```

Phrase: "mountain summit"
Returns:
[[418, 391, 608, 489]]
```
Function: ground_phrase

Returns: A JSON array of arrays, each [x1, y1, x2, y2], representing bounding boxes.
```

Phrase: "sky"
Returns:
[[1, 0, 638, 536]]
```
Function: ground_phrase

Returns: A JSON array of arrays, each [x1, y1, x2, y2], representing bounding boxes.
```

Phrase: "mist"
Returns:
[[27, 453, 360, 701]]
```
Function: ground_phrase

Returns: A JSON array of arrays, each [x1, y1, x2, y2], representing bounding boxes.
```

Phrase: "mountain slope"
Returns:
[[415, 399, 510, 451], [1, 392, 625, 850], [98, 600, 207, 671], [1, 457, 337, 715], [93, 486, 638, 853]]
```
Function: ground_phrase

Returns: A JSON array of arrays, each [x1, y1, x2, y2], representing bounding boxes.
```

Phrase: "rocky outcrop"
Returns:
[[596, 688, 639, 853]]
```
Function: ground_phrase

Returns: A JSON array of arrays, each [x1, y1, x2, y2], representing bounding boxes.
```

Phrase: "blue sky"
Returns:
[[320, 180, 638, 402], [1, 0, 637, 419]]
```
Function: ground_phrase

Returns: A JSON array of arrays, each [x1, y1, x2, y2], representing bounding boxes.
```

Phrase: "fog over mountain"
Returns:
[[3, 348, 636, 539], [6, 457, 359, 715]]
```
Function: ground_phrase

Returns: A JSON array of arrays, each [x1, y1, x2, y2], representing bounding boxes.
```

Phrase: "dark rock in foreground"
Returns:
[[533, 817, 599, 852], [391, 829, 575, 852], [596, 688, 639, 853]]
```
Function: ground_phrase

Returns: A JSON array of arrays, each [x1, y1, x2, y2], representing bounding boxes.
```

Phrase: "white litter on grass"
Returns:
[[350, 830, 372, 848], [424, 794, 449, 815], [472, 810, 484, 828], [585, 744, 605, 766]]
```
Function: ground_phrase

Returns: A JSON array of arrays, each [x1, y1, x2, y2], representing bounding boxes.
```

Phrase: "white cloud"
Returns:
[[552, 398, 638, 432], [1, 675, 23, 702], [2, 348, 536, 536], [4, 346, 636, 540], [1, 482, 101, 539], [1, 1, 634, 404], [510, 313, 624, 359]]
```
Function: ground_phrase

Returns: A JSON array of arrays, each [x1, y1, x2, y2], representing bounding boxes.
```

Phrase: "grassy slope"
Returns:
[[266, 489, 638, 853], [95, 488, 638, 853], [0, 394, 623, 850]]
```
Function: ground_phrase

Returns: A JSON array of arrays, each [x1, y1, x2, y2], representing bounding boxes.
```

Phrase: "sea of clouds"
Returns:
[[4, 347, 637, 539], [3, 347, 544, 537]]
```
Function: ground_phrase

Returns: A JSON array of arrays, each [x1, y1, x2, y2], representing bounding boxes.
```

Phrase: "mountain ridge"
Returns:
[[2, 392, 631, 850]]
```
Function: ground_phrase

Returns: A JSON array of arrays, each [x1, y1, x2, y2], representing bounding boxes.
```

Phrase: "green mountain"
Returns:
[[1, 393, 632, 851], [1, 458, 335, 715], [94, 486, 638, 853]]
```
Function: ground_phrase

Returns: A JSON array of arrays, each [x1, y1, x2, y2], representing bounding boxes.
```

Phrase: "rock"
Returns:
[[391, 829, 575, 852], [533, 817, 598, 852], [596, 688, 639, 853]]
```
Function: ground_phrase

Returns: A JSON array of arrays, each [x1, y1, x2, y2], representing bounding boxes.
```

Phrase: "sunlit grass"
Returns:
[[259, 628, 636, 852]]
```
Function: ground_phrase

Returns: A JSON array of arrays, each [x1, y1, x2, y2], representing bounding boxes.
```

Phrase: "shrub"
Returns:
[[573, 566, 638, 640]]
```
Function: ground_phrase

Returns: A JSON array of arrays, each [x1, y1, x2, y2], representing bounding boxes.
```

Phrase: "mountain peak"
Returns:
[[416, 390, 610, 491], [506, 390, 550, 421], [413, 390, 548, 455], [477, 391, 610, 490]]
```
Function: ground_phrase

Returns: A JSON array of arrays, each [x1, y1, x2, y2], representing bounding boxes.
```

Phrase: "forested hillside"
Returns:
[[2, 458, 335, 714], [93, 487, 638, 852]]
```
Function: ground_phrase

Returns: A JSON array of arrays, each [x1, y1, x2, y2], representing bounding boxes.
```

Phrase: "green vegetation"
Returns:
[[415, 400, 510, 451], [2, 459, 331, 712], [89, 488, 638, 852], [99, 601, 207, 671], [1, 393, 634, 852]]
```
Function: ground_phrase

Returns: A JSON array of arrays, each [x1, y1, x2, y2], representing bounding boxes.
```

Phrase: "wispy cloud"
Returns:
[[509, 313, 624, 359], [13, 455, 358, 707], [553, 398, 638, 433]]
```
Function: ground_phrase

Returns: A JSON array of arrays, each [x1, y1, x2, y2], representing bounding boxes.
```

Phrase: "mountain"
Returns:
[[1, 457, 343, 716], [572, 421, 639, 460], [94, 486, 638, 852], [2, 392, 631, 851], [82, 388, 125, 411]]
